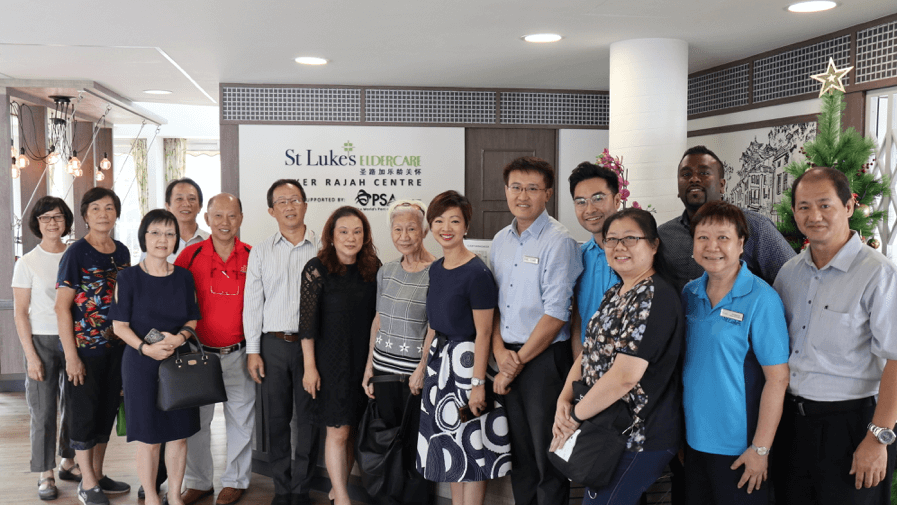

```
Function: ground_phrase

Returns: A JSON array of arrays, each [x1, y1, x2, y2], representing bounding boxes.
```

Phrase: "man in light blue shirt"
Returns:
[[567, 161, 621, 358], [490, 157, 582, 505]]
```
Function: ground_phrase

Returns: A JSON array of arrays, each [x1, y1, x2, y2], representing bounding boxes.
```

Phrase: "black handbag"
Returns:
[[356, 375, 416, 501], [157, 336, 228, 411], [547, 380, 634, 489]]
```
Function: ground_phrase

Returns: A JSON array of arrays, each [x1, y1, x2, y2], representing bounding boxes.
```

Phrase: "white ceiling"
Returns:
[[1, 0, 894, 108]]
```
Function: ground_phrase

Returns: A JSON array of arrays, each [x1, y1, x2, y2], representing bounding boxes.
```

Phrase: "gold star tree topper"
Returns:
[[811, 57, 853, 97]]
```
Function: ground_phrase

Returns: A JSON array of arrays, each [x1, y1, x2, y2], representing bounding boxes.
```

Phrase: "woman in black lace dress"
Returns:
[[299, 206, 380, 505]]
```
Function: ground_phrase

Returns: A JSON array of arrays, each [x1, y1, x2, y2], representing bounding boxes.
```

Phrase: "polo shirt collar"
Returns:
[[686, 261, 753, 304], [200, 236, 247, 262], [583, 236, 601, 252], [801, 231, 862, 272], [510, 209, 550, 239], [677, 209, 691, 229]]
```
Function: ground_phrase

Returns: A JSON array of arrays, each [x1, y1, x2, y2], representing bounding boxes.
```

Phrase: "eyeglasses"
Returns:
[[507, 185, 547, 195], [37, 214, 66, 223], [210, 269, 241, 296], [603, 236, 648, 248], [573, 194, 607, 208], [273, 198, 305, 207], [146, 231, 177, 239]]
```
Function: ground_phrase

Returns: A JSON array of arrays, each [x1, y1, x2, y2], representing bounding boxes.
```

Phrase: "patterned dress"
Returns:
[[417, 256, 512, 482]]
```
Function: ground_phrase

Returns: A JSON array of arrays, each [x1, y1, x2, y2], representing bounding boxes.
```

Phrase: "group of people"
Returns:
[[12, 146, 897, 505]]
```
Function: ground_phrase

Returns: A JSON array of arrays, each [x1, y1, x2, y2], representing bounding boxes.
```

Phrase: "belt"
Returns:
[[201, 340, 246, 355], [503, 340, 567, 352], [368, 374, 408, 384], [787, 393, 876, 417], [435, 331, 474, 350], [268, 331, 300, 343]]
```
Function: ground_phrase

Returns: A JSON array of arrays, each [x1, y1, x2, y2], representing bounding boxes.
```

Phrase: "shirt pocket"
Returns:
[[811, 307, 856, 356]]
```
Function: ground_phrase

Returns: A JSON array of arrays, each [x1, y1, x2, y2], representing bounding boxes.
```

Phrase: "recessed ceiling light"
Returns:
[[523, 33, 562, 43], [143, 89, 172, 95], [295, 57, 328, 65], [787, 1, 837, 13]]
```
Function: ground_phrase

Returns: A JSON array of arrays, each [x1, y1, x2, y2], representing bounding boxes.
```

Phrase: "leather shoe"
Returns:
[[182, 488, 214, 505], [215, 488, 244, 505]]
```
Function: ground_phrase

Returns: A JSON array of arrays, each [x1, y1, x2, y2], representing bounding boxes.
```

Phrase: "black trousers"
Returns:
[[65, 344, 124, 450], [502, 341, 572, 505], [260, 334, 321, 501], [771, 396, 896, 505], [371, 371, 431, 505], [684, 446, 768, 505]]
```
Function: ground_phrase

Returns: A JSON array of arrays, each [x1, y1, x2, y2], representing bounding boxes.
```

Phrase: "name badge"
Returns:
[[523, 255, 539, 265], [720, 309, 744, 322]]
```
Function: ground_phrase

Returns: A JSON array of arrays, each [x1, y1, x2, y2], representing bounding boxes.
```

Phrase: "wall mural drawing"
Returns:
[[693, 122, 816, 224]]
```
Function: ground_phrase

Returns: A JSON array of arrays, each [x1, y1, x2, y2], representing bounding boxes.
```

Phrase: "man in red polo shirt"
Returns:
[[175, 194, 254, 505]]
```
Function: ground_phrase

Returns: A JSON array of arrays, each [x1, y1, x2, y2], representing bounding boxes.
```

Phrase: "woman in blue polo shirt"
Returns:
[[682, 201, 790, 504]]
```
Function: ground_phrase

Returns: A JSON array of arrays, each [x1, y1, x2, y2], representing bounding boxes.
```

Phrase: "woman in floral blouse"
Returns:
[[55, 187, 132, 505], [550, 208, 684, 505]]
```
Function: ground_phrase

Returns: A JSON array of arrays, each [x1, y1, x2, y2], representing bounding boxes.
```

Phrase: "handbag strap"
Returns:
[[173, 327, 208, 361]]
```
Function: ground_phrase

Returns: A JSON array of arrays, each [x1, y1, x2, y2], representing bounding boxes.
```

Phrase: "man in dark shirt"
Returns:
[[658, 145, 795, 292]]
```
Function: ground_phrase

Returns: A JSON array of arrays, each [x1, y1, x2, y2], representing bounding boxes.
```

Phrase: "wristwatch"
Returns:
[[868, 423, 897, 445], [471, 377, 486, 387], [750, 444, 769, 456]]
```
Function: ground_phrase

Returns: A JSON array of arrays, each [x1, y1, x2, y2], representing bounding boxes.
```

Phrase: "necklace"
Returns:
[[141, 260, 172, 277]]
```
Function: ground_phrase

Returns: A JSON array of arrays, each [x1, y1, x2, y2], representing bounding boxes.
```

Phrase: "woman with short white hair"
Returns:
[[362, 199, 436, 504]]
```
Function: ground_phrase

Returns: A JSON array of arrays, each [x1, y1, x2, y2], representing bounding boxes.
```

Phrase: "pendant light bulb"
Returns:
[[47, 146, 60, 165], [17, 148, 30, 168], [12, 165, 20, 179], [95, 170, 105, 182], [100, 152, 112, 170], [69, 151, 81, 171]]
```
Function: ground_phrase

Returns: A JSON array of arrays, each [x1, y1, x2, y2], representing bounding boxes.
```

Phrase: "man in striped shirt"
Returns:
[[243, 179, 321, 505]]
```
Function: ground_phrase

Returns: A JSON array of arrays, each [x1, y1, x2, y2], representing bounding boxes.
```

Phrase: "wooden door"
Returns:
[[465, 128, 557, 239]]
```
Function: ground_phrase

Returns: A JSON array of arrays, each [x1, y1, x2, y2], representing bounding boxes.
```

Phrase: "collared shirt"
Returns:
[[243, 229, 320, 354], [658, 208, 795, 292], [575, 237, 619, 343], [175, 236, 252, 348], [682, 261, 790, 456], [140, 226, 209, 264], [490, 210, 583, 345], [774, 233, 897, 401]]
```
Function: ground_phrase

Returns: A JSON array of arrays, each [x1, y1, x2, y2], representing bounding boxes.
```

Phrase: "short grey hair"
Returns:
[[387, 199, 428, 234]]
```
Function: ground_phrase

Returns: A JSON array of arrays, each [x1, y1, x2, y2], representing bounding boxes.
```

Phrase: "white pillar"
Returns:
[[609, 39, 688, 223]]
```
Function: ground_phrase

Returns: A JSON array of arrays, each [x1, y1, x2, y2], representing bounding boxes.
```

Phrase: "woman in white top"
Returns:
[[12, 196, 78, 500]]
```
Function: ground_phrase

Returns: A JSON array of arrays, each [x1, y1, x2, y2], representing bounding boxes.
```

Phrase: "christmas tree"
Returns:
[[774, 63, 890, 250]]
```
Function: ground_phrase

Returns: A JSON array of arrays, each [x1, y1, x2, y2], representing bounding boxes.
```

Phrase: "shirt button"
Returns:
[[802, 326, 806, 329], [792, 373, 797, 377], [515, 264, 517, 267], [808, 300, 811, 304]]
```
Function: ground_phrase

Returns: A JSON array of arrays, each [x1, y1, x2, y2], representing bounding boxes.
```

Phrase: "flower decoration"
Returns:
[[596, 148, 654, 212]]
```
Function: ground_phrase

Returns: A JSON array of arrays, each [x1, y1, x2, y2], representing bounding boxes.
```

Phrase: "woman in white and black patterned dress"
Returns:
[[417, 191, 511, 505]]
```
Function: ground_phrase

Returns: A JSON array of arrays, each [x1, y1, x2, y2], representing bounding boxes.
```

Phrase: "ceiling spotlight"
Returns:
[[294, 57, 328, 65], [143, 89, 173, 95], [523, 33, 562, 43], [787, 1, 837, 12]]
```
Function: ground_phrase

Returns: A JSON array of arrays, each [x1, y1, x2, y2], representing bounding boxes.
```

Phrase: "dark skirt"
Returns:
[[122, 345, 199, 444]]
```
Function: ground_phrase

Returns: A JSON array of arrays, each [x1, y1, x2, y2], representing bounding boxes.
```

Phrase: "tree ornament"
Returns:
[[867, 238, 880, 249], [811, 58, 853, 97], [858, 204, 871, 217]]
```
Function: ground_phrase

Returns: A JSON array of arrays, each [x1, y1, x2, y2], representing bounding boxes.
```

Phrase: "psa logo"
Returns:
[[355, 190, 396, 207]]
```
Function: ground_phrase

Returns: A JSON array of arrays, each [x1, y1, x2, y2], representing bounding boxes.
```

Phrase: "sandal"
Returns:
[[57, 462, 82, 482], [38, 477, 58, 501]]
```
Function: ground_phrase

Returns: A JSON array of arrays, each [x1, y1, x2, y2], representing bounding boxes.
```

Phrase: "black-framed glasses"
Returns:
[[573, 194, 607, 208], [506, 185, 546, 195], [604, 236, 648, 248], [37, 214, 66, 223]]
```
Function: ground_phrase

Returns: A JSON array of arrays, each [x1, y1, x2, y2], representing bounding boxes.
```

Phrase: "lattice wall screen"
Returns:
[[867, 86, 897, 258]]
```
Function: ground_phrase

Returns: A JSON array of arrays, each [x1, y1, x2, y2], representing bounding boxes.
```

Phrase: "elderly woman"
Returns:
[[681, 201, 789, 504], [299, 206, 380, 505], [361, 199, 436, 504], [55, 187, 132, 505], [551, 208, 684, 505], [417, 191, 511, 505], [13, 196, 77, 500], [111, 209, 201, 505]]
